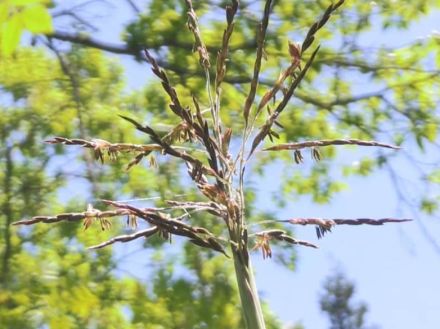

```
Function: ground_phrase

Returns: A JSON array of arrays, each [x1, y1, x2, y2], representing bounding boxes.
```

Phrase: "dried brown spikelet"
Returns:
[[83, 203, 98, 230], [311, 147, 321, 161], [126, 214, 138, 229], [294, 150, 304, 164], [148, 155, 157, 168], [288, 41, 301, 65], [253, 234, 272, 259], [99, 218, 112, 231]]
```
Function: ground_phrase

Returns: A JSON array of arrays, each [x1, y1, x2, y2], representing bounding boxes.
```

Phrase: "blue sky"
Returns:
[[253, 157, 440, 328], [53, 1, 440, 328]]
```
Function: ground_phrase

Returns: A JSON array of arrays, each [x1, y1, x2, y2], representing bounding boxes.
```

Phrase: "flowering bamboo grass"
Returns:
[[13, 1, 411, 328]]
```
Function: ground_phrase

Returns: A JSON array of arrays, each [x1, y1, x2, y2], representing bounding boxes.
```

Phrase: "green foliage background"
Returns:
[[1, 0, 439, 328]]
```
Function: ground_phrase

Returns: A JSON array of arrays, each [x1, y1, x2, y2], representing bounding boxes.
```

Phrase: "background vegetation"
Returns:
[[1, 0, 439, 328]]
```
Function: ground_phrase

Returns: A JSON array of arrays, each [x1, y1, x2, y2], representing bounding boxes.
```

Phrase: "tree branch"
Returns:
[[48, 30, 139, 55], [47, 30, 258, 57]]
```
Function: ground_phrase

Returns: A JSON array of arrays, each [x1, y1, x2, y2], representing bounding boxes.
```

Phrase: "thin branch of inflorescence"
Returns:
[[251, 229, 318, 259], [247, 46, 321, 159], [263, 139, 400, 163], [301, 0, 345, 53], [165, 200, 226, 218], [284, 217, 411, 239], [13, 199, 230, 255], [135, 56, 222, 176], [236, 0, 273, 202], [13, 208, 128, 226], [214, 0, 238, 165], [243, 0, 273, 125], [46, 135, 208, 171], [46, 136, 162, 163], [255, 41, 301, 119], [251, 217, 411, 242], [118, 115, 222, 180], [263, 139, 400, 151], [103, 200, 229, 256], [143, 49, 186, 118], [256, 229, 318, 248], [141, 48, 227, 182], [186, 0, 225, 154], [12, 203, 133, 232], [88, 227, 159, 250], [284, 217, 412, 226], [215, 0, 238, 92], [245, 0, 345, 160]]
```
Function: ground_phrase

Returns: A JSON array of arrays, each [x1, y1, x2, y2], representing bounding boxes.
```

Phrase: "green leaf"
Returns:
[[424, 122, 438, 142], [421, 198, 438, 215], [0, 15, 22, 56], [0, 1, 53, 56], [20, 4, 53, 33], [0, 3, 8, 23], [427, 170, 440, 185]]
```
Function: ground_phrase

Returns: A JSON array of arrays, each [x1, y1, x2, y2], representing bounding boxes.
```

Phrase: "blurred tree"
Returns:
[[1, 0, 439, 328], [0, 47, 133, 328], [320, 271, 377, 329], [0, 0, 53, 56]]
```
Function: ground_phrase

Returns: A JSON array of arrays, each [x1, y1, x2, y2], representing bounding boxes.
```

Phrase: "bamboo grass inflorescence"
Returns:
[[13, 1, 411, 328]]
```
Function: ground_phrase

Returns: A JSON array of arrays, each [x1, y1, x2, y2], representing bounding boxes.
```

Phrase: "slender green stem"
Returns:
[[232, 241, 266, 329]]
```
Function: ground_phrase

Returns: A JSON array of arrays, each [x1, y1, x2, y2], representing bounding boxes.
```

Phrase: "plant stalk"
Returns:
[[232, 242, 266, 329]]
